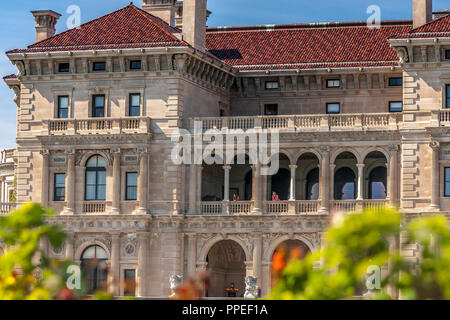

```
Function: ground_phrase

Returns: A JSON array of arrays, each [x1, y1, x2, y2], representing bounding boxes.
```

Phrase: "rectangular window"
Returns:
[[446, 50, 450, 60], [130, 60, 142, 70], [129, 94, 141, 117], [58, 63, 70, 73], [447, 85, 450, 109], [126, 172, 138, 201], [326, 103, 340, 114], [326, 79, 340, 88], [389, 101, 403, 112], [124, 270, 136, 296], [92, 95, 105, 118], [445, 168, 450, 197], [93, 61, 106, 71], [57, 96, 69, 118], [389, 77, 403, 87], [54, 173, 66, 201], [265, 81, 279, 90], [264, 104, 278, 115]]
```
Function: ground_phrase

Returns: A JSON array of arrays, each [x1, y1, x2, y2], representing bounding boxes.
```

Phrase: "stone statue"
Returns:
[[244, 276, 258, 299], [169, 275, 183, 298]]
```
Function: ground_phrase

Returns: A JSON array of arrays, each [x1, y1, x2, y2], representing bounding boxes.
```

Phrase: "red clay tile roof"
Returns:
[[7, 4, 187, 54], [206, 22, 412, 71], [391, 14, 450, 38], [2, 74, 17, 80]]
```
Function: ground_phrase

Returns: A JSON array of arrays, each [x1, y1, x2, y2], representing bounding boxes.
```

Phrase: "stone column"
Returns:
[[64, 150, 76, 215], [187, 234, 197, 277], [40, 150, 50, 207], [65, 233, 74, 260], [223, 166, 231, 201], [289, 165, 297, 201], [136, 149, 148, 214], [110, 233, 120, 296], [319, 147, 330, 213], [111, 149, 121, 214], [136, 232, 149, 297], [188, 165, 197, 214], [357, 163, 365, 200], [430, 141, 440, 210], [253, 236, 263, 286], [388, 145, 399, 206], [252, 161, 262, 214], [261, 166, 268, 202], [196, 166, 203, 212]]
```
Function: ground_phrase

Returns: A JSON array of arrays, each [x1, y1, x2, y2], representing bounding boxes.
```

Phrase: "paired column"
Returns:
[[430, 141, 440, 210], [136, 149, 148, 214], [110, 233, 120, 296], [136, 232, 150, 297], [289, 165, 297, 201], [111, 149, 121, 214], [64, 150, 76, 214], [41, 150, 50, 208], [357, 163, 365, 200], [388, 145, 399, 206], [319, 147, 330, 213]]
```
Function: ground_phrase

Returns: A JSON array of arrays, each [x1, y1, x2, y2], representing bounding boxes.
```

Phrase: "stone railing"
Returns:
[[199, 200, 321, 215], [296, 201, 321, 214], [229, 201, 253, 214], [47, 117, 150, 135], [83, 202, 106, 214], [185, 113, 398, 132], [331, 200, 389, 213], [439, 110, 450, 125], [0, 202, 17, 215]]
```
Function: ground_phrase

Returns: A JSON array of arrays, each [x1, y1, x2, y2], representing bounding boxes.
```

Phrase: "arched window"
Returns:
[[334, 167, 356, 200], [306, 168, 319, 200], [81, 245, 108, 293], [369, 166, 387, 199], [85, 155, 107, 201]]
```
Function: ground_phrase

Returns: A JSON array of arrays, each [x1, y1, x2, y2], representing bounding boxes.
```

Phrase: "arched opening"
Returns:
[[202, 159, 224, 201], [364, 151, 388, 200], [230, 154, 253, 201], [334, 152, 358, 200], [296, 153, 320, 200], [80, 245, 108, 294], [267, 153, 291, 200], [271, 239, 310, 288], [85, 155, 107, 201], [206, 240, 246, 298]]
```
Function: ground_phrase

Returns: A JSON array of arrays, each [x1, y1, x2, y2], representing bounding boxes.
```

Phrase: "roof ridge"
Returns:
[[29, 4, 135, 48], [409, 13, 450, 33]]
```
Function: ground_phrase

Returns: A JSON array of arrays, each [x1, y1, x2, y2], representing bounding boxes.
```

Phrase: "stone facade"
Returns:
[[1, 0, 450, 298]]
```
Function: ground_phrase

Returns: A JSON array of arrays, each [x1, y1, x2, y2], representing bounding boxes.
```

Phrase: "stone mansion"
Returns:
[[1, 0, 450, 298]]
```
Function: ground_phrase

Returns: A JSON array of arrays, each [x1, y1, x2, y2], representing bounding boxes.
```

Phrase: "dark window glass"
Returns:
[[93, 62, 106, 71], [264, 104, 278, 115], [58, 63, 70, 73], [129, 94, 140, 117], [327, 103, 340, 114], [85, 155, 107, 201], [389, 77, 403, 87], [447, 85, 450, 109], [389, 101, 403, 112], [57, 96, 69, 118], [81, 246, 108, 294], [54, 173, 66, 201], [446, 50, 450, 60], [445, 168, 450, 197], [124, 270, 136, 296], [326, 79, 340, 88], [130, 60, 141, 70], [265, 81, 279, 90], [92, 95, 105, 118], [126, 172, 138, 201]]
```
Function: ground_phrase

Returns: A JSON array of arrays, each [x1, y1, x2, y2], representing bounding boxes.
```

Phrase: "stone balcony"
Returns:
[[0, 202, 17, 215]]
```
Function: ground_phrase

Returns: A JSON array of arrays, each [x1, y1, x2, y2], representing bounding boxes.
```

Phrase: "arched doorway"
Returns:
[[369, 167, 387, 199], [334, 167, 356, 200], [80, 245, 109, 294], [305, 168, 320, 200], [296, 153, 320, 200], [230, 154, 252, 201], [271, 168, 290, 200], [271, 240, 310, 288], [202, 161, 225, 201], [206, 240, 246, 297]]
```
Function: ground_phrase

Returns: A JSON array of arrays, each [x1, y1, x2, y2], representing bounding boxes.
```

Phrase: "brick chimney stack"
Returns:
[[182, 0, 207, 51], [142, 0, 177, 27], [413, 0, 433, 29], [31, 10, 61, 43]]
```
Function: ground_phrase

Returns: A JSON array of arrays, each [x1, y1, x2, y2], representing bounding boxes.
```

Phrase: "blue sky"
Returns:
[[0, 0, 448, 149]]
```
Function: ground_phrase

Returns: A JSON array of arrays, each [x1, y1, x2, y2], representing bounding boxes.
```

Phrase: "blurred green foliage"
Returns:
[[269, 208, 450, 300]]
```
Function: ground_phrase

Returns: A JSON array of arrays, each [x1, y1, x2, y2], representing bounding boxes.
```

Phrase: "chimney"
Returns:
[[413, 0, 433, 29], [182, 0, 207, 51], [142, 0, 177, 27], [31, 10, 61, 42]]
